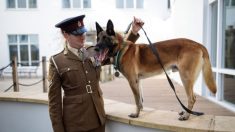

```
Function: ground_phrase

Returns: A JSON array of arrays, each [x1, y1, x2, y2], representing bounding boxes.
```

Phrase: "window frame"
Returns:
[[62, 0, 91, 9], [6, 0, 37, 9], [8, 34, 40, 67], [206, 0, 235, 110], [116, 0, 144, 9]]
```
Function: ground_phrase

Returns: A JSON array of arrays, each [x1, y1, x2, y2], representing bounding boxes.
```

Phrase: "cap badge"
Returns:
[[78, 21, 82, 27]]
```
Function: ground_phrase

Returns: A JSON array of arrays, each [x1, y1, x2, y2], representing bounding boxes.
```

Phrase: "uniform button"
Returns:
[[85, 71, 88, 74], [88, 81, 91, 83], [67, 68, 70, 71]]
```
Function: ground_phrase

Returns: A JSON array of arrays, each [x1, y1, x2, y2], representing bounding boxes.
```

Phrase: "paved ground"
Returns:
[[101, 76, 235, 116], [1, 75, 235, 116]]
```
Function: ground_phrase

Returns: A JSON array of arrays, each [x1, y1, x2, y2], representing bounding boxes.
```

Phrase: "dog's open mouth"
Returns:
[[95, 49, 109, 62]]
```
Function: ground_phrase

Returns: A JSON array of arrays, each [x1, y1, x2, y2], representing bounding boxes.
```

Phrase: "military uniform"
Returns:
[[48, 45, 106, 132], [48, 15, 139, 132]]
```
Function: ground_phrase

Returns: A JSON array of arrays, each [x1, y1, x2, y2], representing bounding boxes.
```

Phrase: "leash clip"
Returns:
[[114, 71, 120, 77], [113, 66, 120, 77]]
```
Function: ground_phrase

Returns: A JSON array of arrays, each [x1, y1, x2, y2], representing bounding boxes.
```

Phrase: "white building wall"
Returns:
[[167, 0, 205, 95], [170, 0, 204, 42], [0, 0, 172, 68], [0, 0, 206, 95]]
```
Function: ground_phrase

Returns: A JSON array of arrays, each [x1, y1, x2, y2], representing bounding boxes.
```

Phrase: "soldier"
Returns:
[[48, 15, 144, 132]]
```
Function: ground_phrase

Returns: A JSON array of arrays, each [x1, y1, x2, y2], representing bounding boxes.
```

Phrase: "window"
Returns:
[[207, 0, 235, 109], [136, 0, 143, 8], [29, 0, 37, 8], [223, 74, 235, 104], [6, 0, 37, 9], [8, 34, 39, 66], [116, 0, 144, 9], [116, 0, 124, 8], [223, 0, 235, 69], [62, 0, 70, 8], [7, 0, 16, 8], [126, 0, 134, 8], [225, 0, 235, 7], [18, 0, 26, 8], [232, 0, 235, 6], [225, 0, 230, 6], [73, 0, 81, 8], [83, 0, 91, 8], [62, 0, 91, 9], [167, 0, 172, 10]]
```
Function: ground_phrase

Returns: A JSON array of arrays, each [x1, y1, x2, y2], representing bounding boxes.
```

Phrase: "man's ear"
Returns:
[[96, 22, 103, 36], [106, 19, 115, 36]]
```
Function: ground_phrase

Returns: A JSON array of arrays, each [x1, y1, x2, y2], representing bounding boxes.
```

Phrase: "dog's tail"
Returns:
[[201, 46, 217, 94]]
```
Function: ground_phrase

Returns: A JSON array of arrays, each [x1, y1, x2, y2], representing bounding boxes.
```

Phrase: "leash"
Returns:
[[125, 22, 204, 116]]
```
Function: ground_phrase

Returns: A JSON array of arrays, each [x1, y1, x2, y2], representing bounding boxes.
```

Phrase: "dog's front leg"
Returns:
[[128, 78, 143, 118]]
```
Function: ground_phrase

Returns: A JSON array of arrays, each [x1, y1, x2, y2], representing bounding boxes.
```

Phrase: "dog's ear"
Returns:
[[106, 20, 115, 36], [95, 22, 103, 36]]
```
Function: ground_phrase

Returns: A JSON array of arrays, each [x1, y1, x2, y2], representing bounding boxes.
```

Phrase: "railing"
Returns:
[[0, 56, 48, 93], [0, 56, 115, 93]]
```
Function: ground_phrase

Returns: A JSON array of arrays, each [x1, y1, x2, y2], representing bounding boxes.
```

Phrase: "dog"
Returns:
[[92, 20, 217, 120]]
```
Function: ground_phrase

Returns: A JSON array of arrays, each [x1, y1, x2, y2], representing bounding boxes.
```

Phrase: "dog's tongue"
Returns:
[[97, 49, 108, 62]]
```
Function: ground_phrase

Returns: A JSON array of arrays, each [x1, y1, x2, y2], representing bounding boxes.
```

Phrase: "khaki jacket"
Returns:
[[48, 32, 139, 132]]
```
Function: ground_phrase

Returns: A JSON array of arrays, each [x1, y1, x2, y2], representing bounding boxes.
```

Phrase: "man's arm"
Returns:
[[126, 32, 140, 43], [48, 57, 65, 132], [126, 16, 144, 43]]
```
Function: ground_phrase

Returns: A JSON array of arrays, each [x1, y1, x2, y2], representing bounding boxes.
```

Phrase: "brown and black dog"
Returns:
[[92, 20, 217, 120]]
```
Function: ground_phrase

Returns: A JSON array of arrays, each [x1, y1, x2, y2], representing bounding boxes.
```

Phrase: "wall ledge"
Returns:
[[0, 92, 234, 132]]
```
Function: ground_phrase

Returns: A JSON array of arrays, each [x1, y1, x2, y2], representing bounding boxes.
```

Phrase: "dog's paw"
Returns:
[[178, 111, 185, 115], [128, 113, 139, 118], [139, 105, 143, 111], [178, 113, 190, 121], [178, 116, 188, 121]]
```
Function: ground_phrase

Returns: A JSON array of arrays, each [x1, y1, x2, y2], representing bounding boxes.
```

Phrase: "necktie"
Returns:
[[78, 47, 87, 61]]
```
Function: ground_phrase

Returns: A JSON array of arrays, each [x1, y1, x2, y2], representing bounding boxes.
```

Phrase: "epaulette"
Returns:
[[50, 51, 63, 75]]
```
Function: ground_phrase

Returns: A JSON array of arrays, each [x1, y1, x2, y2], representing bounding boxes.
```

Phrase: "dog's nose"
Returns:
[[94, 47, 100, 52]]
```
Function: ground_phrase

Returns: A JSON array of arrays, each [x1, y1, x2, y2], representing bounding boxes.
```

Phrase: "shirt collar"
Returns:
[[67, 43, 79, 56]]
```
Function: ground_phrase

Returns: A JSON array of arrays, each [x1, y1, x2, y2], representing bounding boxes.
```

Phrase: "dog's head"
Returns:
[[92, 20, 123, 64]]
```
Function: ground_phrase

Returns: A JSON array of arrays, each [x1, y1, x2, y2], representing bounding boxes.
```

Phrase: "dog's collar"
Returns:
[[113, 42, 127, 71]]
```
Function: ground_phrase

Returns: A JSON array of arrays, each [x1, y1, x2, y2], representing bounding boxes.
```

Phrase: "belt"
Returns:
[[63, 84, 98, 96]]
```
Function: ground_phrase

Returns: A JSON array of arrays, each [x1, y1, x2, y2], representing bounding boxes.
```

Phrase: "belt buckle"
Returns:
[[86, 85, 93, 93]]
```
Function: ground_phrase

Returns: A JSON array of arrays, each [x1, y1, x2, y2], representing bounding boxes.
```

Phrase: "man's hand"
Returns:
[[131, 16, 144, 35]]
